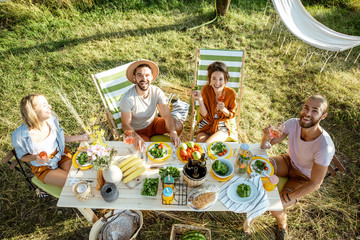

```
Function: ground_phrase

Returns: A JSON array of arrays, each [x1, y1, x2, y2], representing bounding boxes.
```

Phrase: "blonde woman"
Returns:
[[11, 94, 88, 187]]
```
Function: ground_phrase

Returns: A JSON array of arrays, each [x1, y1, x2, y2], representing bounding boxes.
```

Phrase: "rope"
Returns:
[[187, 0, 218, 31]]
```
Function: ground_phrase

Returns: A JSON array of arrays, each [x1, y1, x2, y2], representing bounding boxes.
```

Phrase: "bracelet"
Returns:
[[264, 142, 272, 149]]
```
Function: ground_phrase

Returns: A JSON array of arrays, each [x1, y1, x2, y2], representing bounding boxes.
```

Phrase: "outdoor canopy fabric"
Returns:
[[272, 0, 360, 52]]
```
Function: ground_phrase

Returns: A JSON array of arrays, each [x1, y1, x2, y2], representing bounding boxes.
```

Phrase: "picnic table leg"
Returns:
[[77, 207, 98, 224]]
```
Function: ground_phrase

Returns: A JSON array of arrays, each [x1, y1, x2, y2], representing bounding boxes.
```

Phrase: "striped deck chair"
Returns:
[[92, 63, 171, 142], [189, 48, 245, 142]]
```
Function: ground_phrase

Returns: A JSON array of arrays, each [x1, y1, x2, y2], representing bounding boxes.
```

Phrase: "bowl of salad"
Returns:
[[147, 142, 172, 163], [207, 141, 231, 160], [211, 158, 234, 179]]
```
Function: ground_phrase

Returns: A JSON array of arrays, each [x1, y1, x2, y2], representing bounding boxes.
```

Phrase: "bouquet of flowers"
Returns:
[[78, 119, 116, 170]]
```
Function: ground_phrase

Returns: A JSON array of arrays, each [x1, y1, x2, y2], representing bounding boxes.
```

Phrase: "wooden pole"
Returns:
[[216, 0, 231, 16]]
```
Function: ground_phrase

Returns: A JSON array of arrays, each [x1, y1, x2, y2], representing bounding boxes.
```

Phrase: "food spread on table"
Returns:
[[72, 150, 93, 170], [212, 160, 229, 176], [177, 141, 204, 163], [237, 183, 251, 198], [118, 154, 145, 183], [147, 142, 172, 162], [247, 156, 274, 178], [207, 141, 231, 160], [159, 166, 180, 181], [141, 177, 159, 197], [187, 185, 218, 210]]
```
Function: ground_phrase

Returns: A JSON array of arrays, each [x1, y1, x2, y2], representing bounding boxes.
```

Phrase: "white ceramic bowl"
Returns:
[[211, 158, 234, 179]]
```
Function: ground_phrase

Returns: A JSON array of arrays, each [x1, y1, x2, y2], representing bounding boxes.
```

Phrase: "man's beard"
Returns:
[[136, 80, 149, 91], [299, 114, 322, 128]]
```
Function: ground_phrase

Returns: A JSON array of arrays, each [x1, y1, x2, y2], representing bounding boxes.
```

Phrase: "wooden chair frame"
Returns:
[[327, 154, 345, 177], [189, 48, 245, 141]]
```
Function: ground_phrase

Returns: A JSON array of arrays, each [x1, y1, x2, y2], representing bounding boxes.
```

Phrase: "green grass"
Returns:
[[1, 0, 359, 239]]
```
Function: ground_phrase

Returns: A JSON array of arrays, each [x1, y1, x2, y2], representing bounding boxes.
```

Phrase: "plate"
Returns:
[[147, 142, 172, 163], [72, 151, 93, 170], [227, 179, 258, 203], [207, 141, 231, 160], [247, 156, 274, 178], [210, 169, 233, 182], [187, 188, 217, 211], [177, 143, 204, 163]]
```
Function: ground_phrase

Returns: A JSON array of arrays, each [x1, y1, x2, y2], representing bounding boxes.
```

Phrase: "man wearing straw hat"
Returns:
[[259, 95, 335, 240], [119, 59, 182, 148]]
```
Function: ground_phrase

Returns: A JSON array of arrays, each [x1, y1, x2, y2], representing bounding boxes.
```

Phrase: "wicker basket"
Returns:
[[88, 210, 143, 240], [170, 224, 211, 240]]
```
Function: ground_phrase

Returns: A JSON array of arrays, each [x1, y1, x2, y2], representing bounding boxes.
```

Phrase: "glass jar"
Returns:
[[164, 175, 174, 189], [237, 144, 253, 174], [162, 187, 174, 204], [263, 175, 279, 191]]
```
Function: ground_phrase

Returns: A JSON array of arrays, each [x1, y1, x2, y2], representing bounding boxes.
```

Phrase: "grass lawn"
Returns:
[[0, 0, 359, 239]]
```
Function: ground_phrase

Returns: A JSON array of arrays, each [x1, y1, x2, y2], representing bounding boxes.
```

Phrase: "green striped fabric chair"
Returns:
[[92, 63, 171, 142], [189, 48, 245, 142]]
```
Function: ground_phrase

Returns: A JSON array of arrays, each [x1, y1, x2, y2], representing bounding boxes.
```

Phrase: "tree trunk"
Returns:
[[216, 0, 231, 16]]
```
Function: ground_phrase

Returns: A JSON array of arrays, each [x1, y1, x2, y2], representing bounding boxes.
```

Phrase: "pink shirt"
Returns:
[[282, 118, 335, 178]]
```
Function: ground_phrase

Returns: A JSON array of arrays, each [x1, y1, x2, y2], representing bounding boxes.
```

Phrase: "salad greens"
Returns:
[[253, 160, 267, 174], [211, 142, 227, 155], [141, 178, 159, 197], [159, 167, 180, 180], [212, 160, 229, 176], [149, 143, 168, 158], [77, 152, 89, 165], [237, 183, 251, 198]]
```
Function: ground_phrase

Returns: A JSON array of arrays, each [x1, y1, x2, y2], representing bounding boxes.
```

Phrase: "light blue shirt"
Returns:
[[11, 115, 66, 169]]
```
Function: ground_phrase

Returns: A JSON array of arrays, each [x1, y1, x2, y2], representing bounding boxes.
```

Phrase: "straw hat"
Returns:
[[126, 59, 159, 84]]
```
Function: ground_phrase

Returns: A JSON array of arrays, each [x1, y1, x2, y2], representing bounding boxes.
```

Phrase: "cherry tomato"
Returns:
[[219, 152, 224, 156], [263, 162, 267, 165], [264, 166, 269, 171], [224, 149, 228, 153], [39, 151, 48, 159], [180, 150, 187, 157], [158, 143, 164, 149]]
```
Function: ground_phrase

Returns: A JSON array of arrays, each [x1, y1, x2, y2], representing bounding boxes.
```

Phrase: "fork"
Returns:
[[172, 144, 176, 159]]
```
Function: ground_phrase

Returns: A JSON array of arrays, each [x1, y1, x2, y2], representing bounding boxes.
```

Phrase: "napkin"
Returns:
[[219, 175, 270, 225]]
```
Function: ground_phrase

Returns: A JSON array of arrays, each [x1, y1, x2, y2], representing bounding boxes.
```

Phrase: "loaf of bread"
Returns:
[[190, 192, 216, 209]]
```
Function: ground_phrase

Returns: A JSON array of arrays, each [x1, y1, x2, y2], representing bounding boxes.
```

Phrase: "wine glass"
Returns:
[[123, 130, 136, 153], [216, 90, 225, 113], [269, 122, 284, 138]]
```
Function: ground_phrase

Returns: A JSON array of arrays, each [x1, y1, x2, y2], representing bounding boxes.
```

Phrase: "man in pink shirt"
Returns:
[[260, 95, 335, 240]]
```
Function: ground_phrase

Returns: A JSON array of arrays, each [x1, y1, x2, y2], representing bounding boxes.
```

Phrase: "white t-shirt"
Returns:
[[118, 85, 167, 131], [282, 118, 335, 178], [32, 126, 57, 156]]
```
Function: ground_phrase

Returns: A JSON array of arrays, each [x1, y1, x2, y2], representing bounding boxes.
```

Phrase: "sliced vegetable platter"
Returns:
[[207, 141, 231, 160], [72, 151, 93, 170], [247, 156, 274, 178], [147, 142, 172, 162]]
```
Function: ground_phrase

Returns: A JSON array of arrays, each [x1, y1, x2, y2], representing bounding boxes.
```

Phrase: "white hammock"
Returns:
[[272, 0, 360, 52]]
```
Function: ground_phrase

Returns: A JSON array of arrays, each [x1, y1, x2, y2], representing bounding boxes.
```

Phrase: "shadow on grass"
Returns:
[[1, 12, 215, 57], [0, 165, 90, 239]]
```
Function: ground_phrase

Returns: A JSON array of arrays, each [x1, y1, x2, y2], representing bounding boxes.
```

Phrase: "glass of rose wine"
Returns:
[[123, 130, 136, 153], [269, 122, 283, 138]]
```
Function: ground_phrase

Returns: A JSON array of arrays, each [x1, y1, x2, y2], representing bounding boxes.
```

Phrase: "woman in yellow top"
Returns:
[[192, 61, 237, 143]]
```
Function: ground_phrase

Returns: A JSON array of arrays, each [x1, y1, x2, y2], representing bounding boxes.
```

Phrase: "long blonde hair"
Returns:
[[20, 94, 43, 129]]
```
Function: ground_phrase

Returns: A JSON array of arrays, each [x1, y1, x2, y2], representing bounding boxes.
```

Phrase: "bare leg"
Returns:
[[196, 132, 209, 143], [205, 131, 228, 143], [59, 159, 72, 171], [243, 218, 257, 234], [43, 168, 69, 187], [271, 210, 287, 229]]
